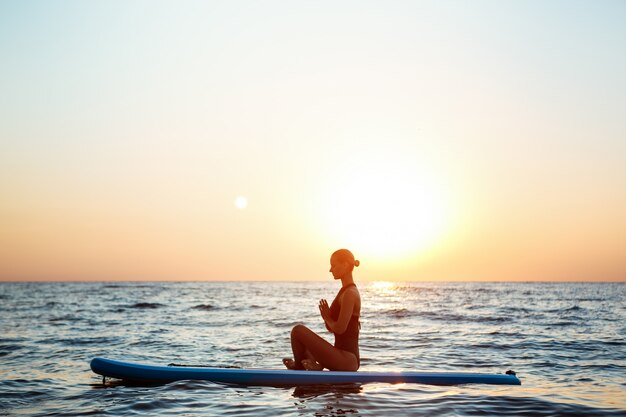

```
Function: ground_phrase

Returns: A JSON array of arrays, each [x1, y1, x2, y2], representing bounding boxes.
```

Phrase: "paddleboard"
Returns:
[[90, 358, 521, 386]]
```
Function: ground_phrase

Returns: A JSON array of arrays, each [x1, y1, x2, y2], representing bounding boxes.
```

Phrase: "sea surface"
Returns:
[[0, 281, 625, 416]]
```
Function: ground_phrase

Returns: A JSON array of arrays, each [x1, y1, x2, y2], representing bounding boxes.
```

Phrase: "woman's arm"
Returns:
[[319, 290, 357, 335]]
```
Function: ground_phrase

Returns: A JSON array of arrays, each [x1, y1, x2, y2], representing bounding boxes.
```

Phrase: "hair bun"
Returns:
[[354, 260, 360, 267]]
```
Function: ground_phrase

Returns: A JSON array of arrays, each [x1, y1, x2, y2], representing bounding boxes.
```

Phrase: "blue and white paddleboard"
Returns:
[[90, 358, 521, 386]]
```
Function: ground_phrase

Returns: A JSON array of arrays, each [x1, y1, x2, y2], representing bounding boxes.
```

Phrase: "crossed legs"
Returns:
[[283, 324, 358, 371]]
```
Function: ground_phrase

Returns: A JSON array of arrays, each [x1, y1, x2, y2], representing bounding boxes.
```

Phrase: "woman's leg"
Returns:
[[290, 324, 358, 371]]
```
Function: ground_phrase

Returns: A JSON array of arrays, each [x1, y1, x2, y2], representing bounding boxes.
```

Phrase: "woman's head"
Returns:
[[329, 249, 360, 279]]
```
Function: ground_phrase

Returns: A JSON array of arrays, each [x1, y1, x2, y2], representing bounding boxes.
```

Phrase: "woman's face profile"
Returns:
[[329, 257, 349, 279]]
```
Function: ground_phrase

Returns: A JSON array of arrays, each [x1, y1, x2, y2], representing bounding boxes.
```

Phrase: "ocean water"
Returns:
[[0, 281, 625, 416]]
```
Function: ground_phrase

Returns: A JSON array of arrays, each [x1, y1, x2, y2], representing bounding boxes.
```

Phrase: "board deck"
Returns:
[[90, 358, 521, 386]]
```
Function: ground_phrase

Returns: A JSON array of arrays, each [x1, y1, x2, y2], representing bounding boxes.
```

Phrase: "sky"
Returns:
[[1, 0, 625, 281]]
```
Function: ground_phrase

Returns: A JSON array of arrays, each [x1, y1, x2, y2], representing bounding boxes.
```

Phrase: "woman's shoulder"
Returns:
[[343, 286, 360, 298]]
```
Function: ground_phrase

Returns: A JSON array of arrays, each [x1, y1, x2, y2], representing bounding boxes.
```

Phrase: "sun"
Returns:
[[317, 152, 452, 260]]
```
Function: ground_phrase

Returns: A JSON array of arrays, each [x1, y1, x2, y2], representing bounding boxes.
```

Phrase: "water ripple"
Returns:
[[0, 281, 624, 416]]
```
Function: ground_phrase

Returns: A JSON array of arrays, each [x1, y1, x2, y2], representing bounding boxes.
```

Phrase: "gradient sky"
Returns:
[[1, 1, 625, 281]]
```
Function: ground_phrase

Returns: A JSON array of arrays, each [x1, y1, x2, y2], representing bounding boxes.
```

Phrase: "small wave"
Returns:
[[488, 330, 521, 337], [544, 321, 577, 327], [423, 394, 626, 416], [579, 363, 626, 371], [499, 306, 533, 314], [0, 344, 25, 357], [601, 340, 626, 346], [420, 312, 466, 322], [386, 308, 411, 318], [420, 312, 513, 324], [130, 400, 171, 411], [405, 287, 440, 294], [129, 340, 162, 347], [470, 342, 508, 349], [473, 287, 498, 293], [104, 284, 154, 289], [52, 336, 114, 346], [546, 305, 584, 313], [192, 304, 215, 311], [275, 320, 305, 328], [127, 302, 164, 309], [49, 315, 82, 322], [475, 316, 511, 323]]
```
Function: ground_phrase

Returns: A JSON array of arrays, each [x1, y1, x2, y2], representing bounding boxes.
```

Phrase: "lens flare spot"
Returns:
[[234, 196, 248, 210]]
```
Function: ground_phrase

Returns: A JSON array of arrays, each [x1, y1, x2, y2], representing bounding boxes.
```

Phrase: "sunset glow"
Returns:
[[317, 149, 453, 260], [0, 1, 624, 281]]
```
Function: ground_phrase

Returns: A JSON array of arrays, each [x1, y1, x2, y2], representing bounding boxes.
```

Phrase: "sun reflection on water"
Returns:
[[368, 281, 397, 296]]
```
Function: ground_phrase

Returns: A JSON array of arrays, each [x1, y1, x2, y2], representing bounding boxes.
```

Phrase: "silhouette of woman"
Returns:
[[283, 249, 361, 371]]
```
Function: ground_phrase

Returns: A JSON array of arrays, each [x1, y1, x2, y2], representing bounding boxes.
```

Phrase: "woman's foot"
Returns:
[[301, 359, 323, 371], [283, 358, 297, 370]]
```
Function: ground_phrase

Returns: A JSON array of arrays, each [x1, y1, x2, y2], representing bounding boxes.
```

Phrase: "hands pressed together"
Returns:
[[319, 299, 332, 329]]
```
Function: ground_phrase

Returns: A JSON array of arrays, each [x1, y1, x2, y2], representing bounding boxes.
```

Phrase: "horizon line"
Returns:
[[1, 279, 624, 284]]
